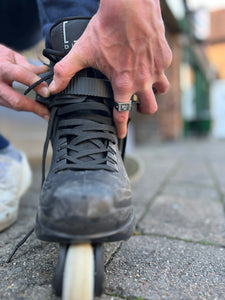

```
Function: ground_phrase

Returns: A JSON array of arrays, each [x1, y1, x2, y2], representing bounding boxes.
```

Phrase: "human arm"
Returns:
[[49, 0, 172, 138], [0, 44, 50, 119]]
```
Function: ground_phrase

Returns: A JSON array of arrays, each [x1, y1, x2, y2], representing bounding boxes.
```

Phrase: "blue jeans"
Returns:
[[0, 135, 9, 149], [0, 0, 99, 148], [37, 0, 99, 46]]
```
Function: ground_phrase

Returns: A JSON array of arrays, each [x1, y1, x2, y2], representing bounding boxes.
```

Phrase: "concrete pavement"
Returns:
[[0, 138, 225, 299]]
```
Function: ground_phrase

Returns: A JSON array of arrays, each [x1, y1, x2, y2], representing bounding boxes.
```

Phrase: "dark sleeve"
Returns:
[[0, 0, 42, 51]]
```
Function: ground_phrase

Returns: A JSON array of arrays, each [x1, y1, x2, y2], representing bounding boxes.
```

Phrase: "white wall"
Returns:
[[210, 79, 225, 138]]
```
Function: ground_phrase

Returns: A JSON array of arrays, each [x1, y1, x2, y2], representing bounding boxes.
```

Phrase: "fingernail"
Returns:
[[40, 86, 50, 97], [49, 80, 56, 92]]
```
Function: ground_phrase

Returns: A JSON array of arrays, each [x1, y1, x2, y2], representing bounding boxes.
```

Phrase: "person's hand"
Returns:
[[49, 0, 172, 138], [0, 44, 50, 120]]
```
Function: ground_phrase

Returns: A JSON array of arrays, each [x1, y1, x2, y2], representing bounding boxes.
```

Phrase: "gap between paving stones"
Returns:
[[135, 160, 182, 227], [205, 159, 225, 211], [132, 232, 225, 250]]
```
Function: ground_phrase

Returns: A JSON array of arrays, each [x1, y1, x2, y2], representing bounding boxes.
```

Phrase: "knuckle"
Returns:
[[162, 43, 173, 69], [161, 80, 170, 94], [154, 43, 172, 74], [0, 62, 9, 77], [114, 112, 128, 125], [137, 66, 150, 85], [10, 97, 21, 111], [153, 76, 170, 95], [13, 67, 23, 79], [163, 82, 170, 93], [53, 62, 72, 86], [53, 62, 65, 77]]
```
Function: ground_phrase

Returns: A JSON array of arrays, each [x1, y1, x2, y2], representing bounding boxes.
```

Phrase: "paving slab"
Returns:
[[138, 194, 225, 245], [0, 138, 225, 300], [208, 160, 225, 197], [162, 183, 219, 201], [131, 146, 178, 222], [168, 160, 215, 188], [104, 236, 225, 300]]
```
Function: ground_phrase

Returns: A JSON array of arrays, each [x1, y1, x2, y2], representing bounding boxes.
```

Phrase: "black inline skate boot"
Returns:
[[35, 17, 135, 244]]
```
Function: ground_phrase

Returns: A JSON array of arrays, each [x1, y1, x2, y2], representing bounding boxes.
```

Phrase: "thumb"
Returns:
[[49, 44, 85, 94]]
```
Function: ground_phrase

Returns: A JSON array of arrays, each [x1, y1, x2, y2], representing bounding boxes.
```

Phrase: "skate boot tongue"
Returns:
[[50, 17, 90, 54]]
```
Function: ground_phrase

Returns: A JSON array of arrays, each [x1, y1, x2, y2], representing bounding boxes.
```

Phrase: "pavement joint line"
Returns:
[[135, 159, 182, 227], [167, 180, 216, 189], [130, 232, 225, 249], [103, 293, 126, 299], [104, 242, 123, 268], [104, 292, 147, 300], [205, 159, 225, 211]]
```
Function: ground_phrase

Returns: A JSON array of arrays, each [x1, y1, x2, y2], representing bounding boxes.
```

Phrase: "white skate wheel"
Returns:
[[62, 243, 94, 300]]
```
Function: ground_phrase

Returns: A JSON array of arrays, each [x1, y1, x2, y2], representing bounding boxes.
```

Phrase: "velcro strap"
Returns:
[[60, 76, 114, 99]]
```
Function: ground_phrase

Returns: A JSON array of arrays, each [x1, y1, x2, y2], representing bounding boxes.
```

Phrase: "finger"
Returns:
[[111, 73, 136, 139], [153, 73, 170, 94], [28, 64, 49, 75], [0, 84, 50, 120], [113, 88, 133, 139], [136, 85, 158, 114], [113, 109, 130, 139], [3, 64, 50, 97], [14, 52, 49, 75]]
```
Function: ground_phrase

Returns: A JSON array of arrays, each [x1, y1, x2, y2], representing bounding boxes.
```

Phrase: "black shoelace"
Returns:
[[41, 94, 118, 184]]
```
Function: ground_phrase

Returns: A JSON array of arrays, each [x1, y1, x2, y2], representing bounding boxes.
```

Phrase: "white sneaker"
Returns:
[[0, 150, 32, 232]]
